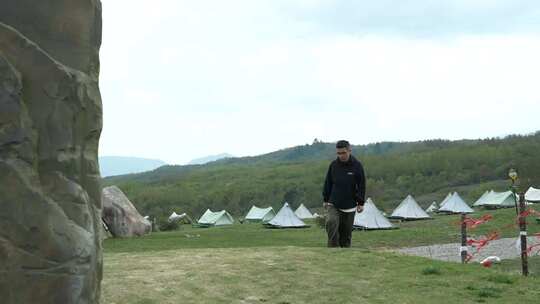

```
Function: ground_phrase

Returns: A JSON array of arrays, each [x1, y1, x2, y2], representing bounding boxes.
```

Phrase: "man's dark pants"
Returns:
[[326, 205, 355, 247]]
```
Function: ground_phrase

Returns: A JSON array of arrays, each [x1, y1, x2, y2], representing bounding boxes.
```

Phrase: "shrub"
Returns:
[[476, 287, 502, 299], [485, 274, 515, 285], [421, 265, 441, 275], [159, 219, 180, 231]]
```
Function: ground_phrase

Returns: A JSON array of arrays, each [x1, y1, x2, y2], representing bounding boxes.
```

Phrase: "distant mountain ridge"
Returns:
[[187, 153, 233, 165], [99, 156, 166, 177]]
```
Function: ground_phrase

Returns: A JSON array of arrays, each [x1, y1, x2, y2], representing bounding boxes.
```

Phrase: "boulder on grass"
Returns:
[[102, 186, 151, 237]]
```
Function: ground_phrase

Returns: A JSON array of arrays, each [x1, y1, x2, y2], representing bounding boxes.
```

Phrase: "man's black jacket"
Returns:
[[322, 155, 366, 209]]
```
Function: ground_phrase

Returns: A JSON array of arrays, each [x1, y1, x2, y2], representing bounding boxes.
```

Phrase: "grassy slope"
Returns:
[[102, 208, 540, 303], [102, 247, 540, 304], [500, 256, 540, 275]]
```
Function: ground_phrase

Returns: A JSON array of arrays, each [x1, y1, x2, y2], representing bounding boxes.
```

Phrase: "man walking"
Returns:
[[323, 140, 366, 247]]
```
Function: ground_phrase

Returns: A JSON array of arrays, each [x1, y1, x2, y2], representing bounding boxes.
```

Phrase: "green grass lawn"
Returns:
[[102, 208, 540, 303], [104, 208, 540, 253], [102, 247, 540, 304], [499, 255, 540, 276]]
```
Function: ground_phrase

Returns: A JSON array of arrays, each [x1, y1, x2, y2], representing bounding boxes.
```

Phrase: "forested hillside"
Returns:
[[104, 132, 540, 220]]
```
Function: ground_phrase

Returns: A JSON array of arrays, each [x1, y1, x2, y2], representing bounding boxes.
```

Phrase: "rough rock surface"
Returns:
[[102, 186, 152, 237], [0, 1, 103, 303]]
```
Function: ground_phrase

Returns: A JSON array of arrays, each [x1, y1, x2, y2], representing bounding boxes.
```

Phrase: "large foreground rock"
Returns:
[[0, 1, 103, 303], [102, 186, 152, 237]]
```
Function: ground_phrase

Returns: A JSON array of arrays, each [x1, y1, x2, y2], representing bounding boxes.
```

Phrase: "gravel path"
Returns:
[[394, 236, 540, 263]]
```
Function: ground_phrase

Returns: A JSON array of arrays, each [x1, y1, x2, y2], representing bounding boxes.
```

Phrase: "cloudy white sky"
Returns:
[[99, 0, 540, 165]]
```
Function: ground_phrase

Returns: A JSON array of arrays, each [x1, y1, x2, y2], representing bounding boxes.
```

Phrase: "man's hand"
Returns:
[[356, 204, 364, 213], [323, 202, 333, 209]]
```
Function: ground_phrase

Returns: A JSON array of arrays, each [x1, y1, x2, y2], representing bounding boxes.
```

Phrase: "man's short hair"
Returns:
[[336, 140, 350, 149]]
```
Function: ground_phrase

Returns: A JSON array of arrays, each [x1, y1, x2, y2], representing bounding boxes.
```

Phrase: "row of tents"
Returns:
[[167, 186, 540, 230], [193, 202, 312, 228], [425, 186, 540, 213], [245, 203, 318, 222], [189, 200, 394, 229], [386, 192, 469, 221], [346, 187, 540, 228], [380, 189, 536, 223], [187, 199, 396, 230], [474, 187, 540, 207], [422, 192, 474, 215], [168, 203, 317, 228]]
